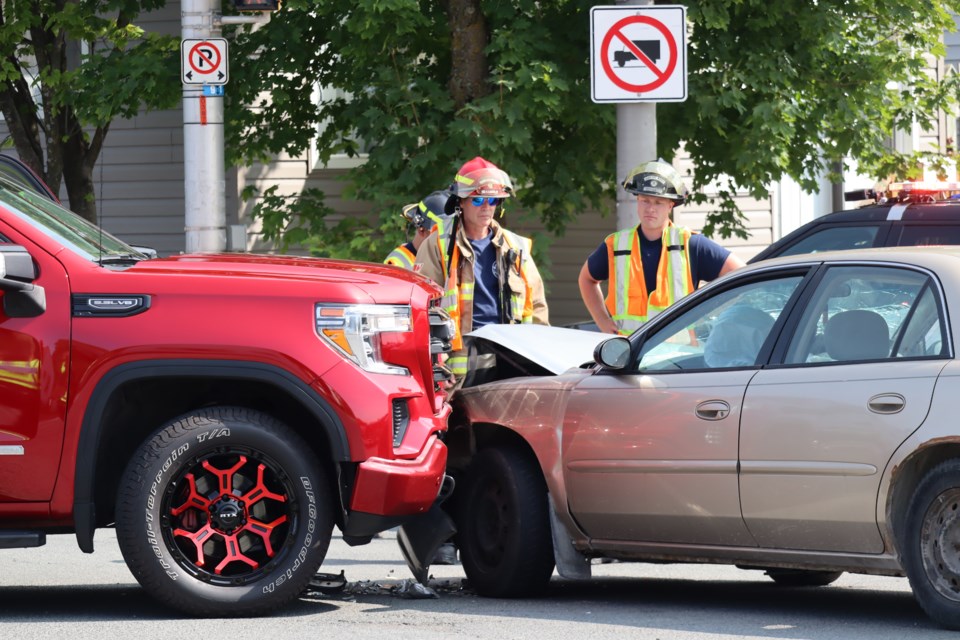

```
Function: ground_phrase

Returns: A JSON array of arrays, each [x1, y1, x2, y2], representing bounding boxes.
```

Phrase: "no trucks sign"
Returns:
[[590, 5, 688, 103]]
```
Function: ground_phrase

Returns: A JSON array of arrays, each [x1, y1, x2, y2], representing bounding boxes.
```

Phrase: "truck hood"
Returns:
[[126, 253, 441, 301], [461, 324, 608, 386]]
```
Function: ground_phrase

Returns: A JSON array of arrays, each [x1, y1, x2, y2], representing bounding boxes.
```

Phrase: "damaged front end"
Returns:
[[397, 325, 607, 584]]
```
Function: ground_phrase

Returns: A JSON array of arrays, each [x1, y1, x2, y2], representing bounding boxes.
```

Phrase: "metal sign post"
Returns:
[[180, 2, 267, 253], [182, 0, 227, 253]]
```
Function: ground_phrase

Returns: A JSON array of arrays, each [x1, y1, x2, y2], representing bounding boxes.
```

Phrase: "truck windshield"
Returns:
[[0, 178, 146, 262]]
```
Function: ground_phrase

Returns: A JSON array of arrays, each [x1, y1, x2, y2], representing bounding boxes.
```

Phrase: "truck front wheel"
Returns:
[[115, 407, 333, 616]]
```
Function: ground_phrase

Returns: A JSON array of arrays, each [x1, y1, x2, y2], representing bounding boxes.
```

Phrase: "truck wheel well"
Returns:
[[77, 362, 349, 544]]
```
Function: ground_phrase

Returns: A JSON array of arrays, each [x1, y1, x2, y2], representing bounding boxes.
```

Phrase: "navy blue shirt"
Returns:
[[586, 227, 730, 292], [469, 234, 500, 328]]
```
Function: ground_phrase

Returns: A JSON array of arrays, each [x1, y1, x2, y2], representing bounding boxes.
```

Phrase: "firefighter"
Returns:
[[415, 156, 548, 378], [383, 191, 449, 269], [578, 159, 745, 335]]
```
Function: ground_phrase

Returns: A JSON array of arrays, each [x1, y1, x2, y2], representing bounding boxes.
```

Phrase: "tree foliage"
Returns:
[[0, 0, 179, 222], [227, 0, 610, 260], [227, 0, 960, 258], [669, 0, 960, 237]]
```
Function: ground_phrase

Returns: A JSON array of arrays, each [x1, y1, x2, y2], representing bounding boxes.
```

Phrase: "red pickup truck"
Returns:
[[0, 157, 454, 615]]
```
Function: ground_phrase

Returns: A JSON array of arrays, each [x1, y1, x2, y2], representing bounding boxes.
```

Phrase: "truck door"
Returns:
[[0, 239, 71, 503]]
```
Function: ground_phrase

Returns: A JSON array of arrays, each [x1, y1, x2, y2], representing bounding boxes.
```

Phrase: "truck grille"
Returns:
[[429, 307, 456, 387]]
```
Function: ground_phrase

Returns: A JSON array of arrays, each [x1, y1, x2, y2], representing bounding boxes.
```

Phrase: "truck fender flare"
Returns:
[[72, 359, 349, 552]]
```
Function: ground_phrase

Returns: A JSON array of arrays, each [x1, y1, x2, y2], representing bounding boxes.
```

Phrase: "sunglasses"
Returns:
[[470, 196, 502, 207]]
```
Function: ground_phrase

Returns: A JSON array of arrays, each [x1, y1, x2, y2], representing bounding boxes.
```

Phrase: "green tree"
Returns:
[[0, 0, 180, 222], [666, 0, 960, 237], [226, 0, 960, 258]]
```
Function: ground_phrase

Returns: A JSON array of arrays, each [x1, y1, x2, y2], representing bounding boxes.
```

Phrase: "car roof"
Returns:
[[742, 244, 960, 273], [0, 154, 59, 202], [749, 200, 960, 264]]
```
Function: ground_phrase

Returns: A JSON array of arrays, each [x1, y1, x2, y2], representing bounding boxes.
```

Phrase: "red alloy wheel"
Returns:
[[162, 448, 297, 584]]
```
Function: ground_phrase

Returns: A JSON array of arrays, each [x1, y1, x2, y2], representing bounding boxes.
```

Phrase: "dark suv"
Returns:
[[750, 183, 960, 263]]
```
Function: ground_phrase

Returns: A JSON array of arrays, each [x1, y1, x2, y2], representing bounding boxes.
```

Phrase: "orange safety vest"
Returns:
[[605, 224, 695, 335], [436, 219, 535, 374]]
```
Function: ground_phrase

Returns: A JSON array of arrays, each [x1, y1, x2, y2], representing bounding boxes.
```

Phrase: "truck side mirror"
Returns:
[[0, 245, 46, 317]]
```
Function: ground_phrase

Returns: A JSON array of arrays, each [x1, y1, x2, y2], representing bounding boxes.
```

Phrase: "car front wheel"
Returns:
[[115, 407, 333, 616], [456, 446, 555, 597], [903, 459, 960, 630]]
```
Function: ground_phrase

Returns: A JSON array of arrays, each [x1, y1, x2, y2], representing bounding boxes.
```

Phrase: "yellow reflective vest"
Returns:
[[384, 243, 417, 269], [605, 224, 694, 335]]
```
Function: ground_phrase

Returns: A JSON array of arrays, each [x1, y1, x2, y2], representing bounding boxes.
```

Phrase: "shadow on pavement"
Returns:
[[0, 583, 338, 621], [302, 573, 938, 634]]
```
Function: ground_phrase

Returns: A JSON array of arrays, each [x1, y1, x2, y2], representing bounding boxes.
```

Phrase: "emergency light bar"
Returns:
[[888, 181, 960, 192], [845, 180, 960, 204]]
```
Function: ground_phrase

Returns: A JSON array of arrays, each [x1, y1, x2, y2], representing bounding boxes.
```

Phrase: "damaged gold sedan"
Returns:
[[406, 247, 960, 629]]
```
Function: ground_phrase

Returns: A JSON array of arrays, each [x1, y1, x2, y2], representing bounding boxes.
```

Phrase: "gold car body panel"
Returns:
[[562, 370, 758, 546], [741, 360, 941, 553]]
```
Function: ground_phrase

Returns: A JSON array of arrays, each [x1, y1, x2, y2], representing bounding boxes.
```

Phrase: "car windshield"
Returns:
[[0, 176, 145, 262]]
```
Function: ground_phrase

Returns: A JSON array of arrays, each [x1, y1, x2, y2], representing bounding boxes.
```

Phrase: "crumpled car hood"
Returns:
[[464, 324, 609, 376]]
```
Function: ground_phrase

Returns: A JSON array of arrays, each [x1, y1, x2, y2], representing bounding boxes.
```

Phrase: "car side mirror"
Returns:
[[594, 336, 631, 370], [0, 245, 46, 317]]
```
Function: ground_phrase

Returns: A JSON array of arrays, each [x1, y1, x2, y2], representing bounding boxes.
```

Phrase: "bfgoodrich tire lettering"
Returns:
[[456, 446, 555, 597], [115, 407, 333, 616], [903, 458, 960, 630]]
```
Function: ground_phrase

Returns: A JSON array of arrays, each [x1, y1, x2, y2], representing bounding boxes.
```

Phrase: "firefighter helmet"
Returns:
[[444, 156, 513, 212], [622, 160, 688, 205], [402, 190, 449, 231]]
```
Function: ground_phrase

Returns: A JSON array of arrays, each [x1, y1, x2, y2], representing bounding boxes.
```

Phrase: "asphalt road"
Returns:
[[0, 528, 954, 640]]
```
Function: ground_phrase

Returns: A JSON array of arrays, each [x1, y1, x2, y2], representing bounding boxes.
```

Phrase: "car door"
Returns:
[[0, 228, 71, 503], [739, 263, 948, 553], [562, 271, 809, 546]]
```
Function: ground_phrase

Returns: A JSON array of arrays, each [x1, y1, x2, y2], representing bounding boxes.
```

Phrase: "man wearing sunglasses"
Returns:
[[415, 156, 549, 378]]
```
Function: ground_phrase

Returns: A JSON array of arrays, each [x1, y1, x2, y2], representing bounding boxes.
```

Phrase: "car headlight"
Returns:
[[315, 303, 412, 375]]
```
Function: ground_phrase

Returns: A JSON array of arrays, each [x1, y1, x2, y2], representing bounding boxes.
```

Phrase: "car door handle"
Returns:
[[695, 400, 731, 421], [868, 393, 905, 415]]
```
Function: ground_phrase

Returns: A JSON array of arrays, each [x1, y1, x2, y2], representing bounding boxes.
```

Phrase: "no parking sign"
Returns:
[[590, 5, 687, 103]]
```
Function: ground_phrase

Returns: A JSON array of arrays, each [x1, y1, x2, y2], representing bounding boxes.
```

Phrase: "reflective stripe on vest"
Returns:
[[435, 223, 535, 352], [606, 225, 694, 335], [384, 245, 416, 269], [498, 229, 535, 324], [448, 355, 468, 376]]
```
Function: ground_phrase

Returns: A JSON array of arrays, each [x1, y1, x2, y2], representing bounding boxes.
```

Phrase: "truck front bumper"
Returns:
[[348, 433, 448, 518]]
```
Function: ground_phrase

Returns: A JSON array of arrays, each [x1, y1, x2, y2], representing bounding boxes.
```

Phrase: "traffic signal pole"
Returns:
[[616, 0, 656, 231]]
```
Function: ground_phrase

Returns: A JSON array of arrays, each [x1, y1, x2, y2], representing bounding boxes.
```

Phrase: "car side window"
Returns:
[[897, 225, 960, 248], [776, 225, 880, 258], [636, 275, 804, 372], [783, 265, 945, 364]]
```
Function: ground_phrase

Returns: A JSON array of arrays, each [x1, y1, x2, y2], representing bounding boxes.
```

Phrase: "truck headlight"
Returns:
[[315, 303, 412, 375]]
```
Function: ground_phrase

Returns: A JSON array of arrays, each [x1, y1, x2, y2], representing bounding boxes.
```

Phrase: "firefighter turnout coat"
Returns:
[[415, 218, 549, 376]]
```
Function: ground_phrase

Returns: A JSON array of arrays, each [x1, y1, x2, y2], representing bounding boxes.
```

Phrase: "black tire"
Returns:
[[115, 407, 334, 616], [903, 459, 960, 630], [764, 568, 843, 587], [456, 446, 555, 597]]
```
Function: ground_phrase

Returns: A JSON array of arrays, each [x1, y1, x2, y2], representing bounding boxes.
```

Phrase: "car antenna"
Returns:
[[97, 159, 104, 264]]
